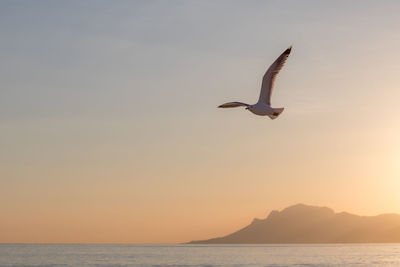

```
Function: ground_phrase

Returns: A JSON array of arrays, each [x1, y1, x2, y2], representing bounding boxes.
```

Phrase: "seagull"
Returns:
[[218, 46, 292, 119]]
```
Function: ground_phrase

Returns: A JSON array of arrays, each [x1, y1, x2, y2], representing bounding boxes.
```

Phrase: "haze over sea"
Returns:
[[1, 244, 399, 267]]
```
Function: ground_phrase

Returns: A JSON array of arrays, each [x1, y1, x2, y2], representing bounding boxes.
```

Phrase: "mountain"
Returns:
[[188, 204, 400, 244]]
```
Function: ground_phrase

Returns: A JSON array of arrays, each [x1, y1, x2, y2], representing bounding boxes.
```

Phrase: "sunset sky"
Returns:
[[1, 0, 400, 243]]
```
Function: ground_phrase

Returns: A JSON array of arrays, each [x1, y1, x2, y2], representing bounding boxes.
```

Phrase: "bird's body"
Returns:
[[246, 103, 284, 118], [218, 46, 292, 120]]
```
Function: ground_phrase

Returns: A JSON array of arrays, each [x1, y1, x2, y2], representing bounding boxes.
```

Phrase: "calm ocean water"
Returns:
[[0, 244, 399, 266]]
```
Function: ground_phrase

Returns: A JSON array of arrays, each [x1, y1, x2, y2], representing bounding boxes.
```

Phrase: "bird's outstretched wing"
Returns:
[[259, 46, 292, 105], [218, 102, 249, 108]]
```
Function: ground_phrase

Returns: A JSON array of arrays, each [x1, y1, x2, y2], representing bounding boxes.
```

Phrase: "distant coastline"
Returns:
[[188, 204, 400, 244]]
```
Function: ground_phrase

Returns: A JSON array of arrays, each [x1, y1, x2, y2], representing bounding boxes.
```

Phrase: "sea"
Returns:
[[0, 244, 399, 267]]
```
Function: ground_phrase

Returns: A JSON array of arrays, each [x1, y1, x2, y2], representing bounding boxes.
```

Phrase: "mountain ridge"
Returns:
[[188, 204, 400, 244]]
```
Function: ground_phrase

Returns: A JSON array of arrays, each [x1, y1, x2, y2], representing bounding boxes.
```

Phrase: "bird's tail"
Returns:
[[268, 108, 284, 120]]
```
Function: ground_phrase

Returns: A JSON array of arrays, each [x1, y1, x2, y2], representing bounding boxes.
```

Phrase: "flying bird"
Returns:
[[218, 46, 292, 119]]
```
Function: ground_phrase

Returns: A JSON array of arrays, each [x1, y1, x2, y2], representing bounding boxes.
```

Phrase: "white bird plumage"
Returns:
[[218, 46, 292, 119]]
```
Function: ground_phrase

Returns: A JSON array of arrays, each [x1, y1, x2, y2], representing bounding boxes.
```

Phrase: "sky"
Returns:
[[1, 0, 400, 243]]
